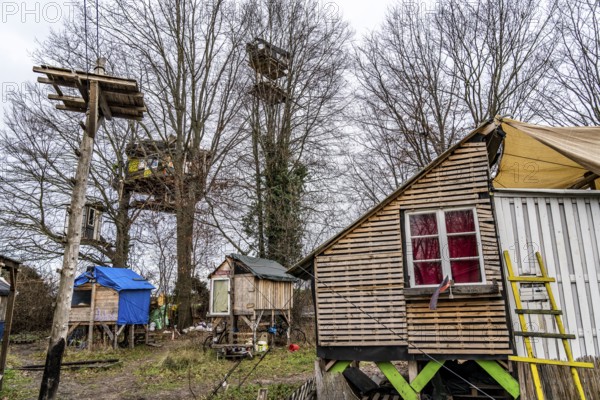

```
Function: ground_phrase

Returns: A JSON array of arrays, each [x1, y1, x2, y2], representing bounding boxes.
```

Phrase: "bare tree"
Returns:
[[436, 0, 556, 124], [538, 0, 600, 125], [351, 7, 467, 204], [213, 0, 353, 267], [102, 0, 249, 328], [347, 0, 556, 207]]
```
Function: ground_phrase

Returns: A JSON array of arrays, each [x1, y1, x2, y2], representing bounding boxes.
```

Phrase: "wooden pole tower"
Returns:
[[33, 59, 145, 400]]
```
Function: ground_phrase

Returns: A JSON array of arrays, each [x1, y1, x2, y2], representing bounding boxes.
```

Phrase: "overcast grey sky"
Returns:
[[0, 0, 393, 122]]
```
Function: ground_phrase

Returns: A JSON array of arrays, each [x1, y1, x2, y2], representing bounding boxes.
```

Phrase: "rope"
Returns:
[[84, 0, 89, 72], [96, 0, 99, 58]]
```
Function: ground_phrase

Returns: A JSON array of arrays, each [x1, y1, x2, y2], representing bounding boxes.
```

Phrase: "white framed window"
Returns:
[[405, 207, 485, 287], [209, 278, 230, 315]]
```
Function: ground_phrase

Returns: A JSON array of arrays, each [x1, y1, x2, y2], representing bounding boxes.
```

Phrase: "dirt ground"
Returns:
[[1, 333, 315, 400]]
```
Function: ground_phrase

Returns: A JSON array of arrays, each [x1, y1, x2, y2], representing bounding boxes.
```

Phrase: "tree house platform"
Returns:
[[33, 64, 146, 121]]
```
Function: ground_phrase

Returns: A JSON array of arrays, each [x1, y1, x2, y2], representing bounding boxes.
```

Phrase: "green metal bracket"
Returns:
[[476, 360, 520, 399], [376, 361, 419, 400], [328, 360, 351, 374], [410, 360, 445, 393]]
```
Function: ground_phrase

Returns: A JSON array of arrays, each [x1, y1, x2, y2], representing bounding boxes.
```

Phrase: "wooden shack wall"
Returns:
[[69, 283, 119, 323], [255, 279, 293, 311], [314, 142, 512, 356], [233, 274, 255, 314]]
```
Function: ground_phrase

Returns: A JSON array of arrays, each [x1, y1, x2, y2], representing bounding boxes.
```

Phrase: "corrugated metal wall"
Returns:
[[494, 190, 600, 359]]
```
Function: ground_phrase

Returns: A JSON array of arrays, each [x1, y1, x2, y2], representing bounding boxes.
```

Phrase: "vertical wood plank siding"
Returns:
[[314, 142, 512, 355], [494, 191, 600, 359]]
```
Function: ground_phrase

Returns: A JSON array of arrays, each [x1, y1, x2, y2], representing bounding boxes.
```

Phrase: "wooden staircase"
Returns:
[[503, 251, 594, 400]]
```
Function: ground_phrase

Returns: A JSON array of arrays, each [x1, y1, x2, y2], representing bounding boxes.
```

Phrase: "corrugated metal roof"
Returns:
[[229, 254, 296, 282]]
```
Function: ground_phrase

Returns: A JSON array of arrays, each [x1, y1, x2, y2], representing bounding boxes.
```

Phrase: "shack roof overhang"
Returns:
[[289, 117, 600, 280], [208, 254, 297, 282]]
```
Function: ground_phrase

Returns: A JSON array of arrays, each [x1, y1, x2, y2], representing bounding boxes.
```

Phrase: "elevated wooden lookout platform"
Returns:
[[33, 64, 146, 121]]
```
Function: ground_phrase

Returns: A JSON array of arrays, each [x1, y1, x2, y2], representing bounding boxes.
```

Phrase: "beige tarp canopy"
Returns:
[[493, 118, 600, 189]]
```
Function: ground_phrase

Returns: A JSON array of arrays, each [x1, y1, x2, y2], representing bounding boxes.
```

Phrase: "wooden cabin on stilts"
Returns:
[[206, 254, 296, 358], [69, 266, 155, 349], [289, 117, 600, 400]]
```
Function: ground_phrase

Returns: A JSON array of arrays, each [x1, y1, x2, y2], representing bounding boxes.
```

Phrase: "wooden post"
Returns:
[[87, 282, 96, 350], [39, 58, 105, 400], [408, 361, 419, 384], [252, 310, 257, 348], [270, 310, 274, 348], [113, 325, 118, 349], [129, 325, 135, 349], [0, 265, 18, 391]]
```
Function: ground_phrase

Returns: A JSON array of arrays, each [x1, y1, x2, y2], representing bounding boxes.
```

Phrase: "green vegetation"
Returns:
[[0, 337, 315, 399]]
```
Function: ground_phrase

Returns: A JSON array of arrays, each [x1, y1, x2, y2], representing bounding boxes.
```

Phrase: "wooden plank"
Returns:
[[410, 360, 445, 392], [508, 356, 595, 368], [376, 362, 418, 400]]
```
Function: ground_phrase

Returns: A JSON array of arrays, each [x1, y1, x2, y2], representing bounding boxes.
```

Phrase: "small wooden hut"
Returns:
[[207, 254, 296, 351], [69, 266, 155, 349], [288, 118, 600, 399]]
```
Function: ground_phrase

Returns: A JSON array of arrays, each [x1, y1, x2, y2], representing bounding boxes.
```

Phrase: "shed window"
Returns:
[[72, 290, 92, 307], [405, 208, 485, 287]]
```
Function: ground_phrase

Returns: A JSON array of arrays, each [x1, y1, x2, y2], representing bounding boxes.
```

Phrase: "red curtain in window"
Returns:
[[445, 210, 481, 283], [410, 213, 442, 285]]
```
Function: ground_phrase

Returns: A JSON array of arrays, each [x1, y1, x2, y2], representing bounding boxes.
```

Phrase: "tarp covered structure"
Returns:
[[493, 118, 600, 189], [74, 266, 155, 325]]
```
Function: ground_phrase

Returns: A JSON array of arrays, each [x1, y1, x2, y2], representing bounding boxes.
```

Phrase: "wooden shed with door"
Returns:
[[288, 118, 600, 400], [207, 254, 296, 349], [69, 266, 155, 349]]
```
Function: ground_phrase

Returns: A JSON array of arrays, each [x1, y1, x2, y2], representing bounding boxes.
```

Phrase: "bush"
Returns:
[[10, 266, 54, 333]]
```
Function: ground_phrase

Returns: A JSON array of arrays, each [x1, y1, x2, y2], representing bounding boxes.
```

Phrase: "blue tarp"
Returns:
[[74, 266, 155, 325]]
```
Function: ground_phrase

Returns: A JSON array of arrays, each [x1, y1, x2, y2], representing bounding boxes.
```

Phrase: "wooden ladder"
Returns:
[[503, 250, 594, 400]]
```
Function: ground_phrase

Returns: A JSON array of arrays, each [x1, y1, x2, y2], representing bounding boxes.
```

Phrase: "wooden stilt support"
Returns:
[[376, 361, 419, 400], [476, 360, 520, 399], [87, 282, 96, 350], [129, 325, 135, 349]]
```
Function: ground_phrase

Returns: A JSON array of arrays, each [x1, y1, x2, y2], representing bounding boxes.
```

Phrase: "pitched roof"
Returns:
[[229, 254, 296, 282], [287, 119, 500, 279], [74, 266, 155, 291]]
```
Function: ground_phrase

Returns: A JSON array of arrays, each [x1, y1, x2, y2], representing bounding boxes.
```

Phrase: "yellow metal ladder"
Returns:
[[503, 250, 594, 399]]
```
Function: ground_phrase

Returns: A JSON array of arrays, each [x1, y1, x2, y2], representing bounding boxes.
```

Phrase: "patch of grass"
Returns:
[[0, 368, 36, 400], [211, 383, 300, 400]]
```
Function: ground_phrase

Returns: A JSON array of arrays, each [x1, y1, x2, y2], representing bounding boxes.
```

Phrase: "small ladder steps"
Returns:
[[503, 250, 594, 400]]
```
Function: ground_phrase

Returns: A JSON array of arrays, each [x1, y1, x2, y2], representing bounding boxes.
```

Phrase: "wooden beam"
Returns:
[[87, 282, 97, 350], [476, 360, 520, 399], [376, 361, 419, 400], [101, 324, 114, 341], [98, 88, 112, 120], [508, 356, 594, 368], [48, 94, 85, 106], [327, 360, 351, 373], [33, 65, 139, 90], [410, 360, 445, 393], [56, 105, 142, 121]]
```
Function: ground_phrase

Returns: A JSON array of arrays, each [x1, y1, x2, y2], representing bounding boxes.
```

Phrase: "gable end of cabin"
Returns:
[[313, 136, 512, 361]]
